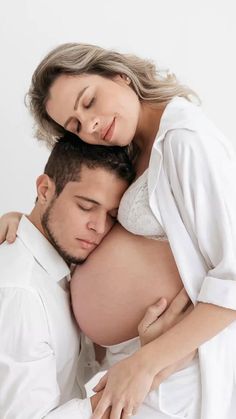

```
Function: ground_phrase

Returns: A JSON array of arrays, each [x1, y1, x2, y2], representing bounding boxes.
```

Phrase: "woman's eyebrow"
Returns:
[[74, 86, 89, 111], [64, 86, 89, 129]]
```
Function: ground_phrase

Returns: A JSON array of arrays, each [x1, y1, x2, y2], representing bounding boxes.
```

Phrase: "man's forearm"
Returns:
[[139, 302, 236, 375]]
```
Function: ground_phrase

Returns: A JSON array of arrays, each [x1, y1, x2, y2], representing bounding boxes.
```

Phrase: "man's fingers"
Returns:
[[182, 303, 194, 316], [93, 373, 108, 393], [138, 298, 167, 334], [92, 397, 111, 419], [109, 403, 123, 419], [167, 288, 191, 316]]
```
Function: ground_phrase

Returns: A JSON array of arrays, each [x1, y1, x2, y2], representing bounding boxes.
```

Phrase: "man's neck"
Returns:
[[27, 209, 45, 238]]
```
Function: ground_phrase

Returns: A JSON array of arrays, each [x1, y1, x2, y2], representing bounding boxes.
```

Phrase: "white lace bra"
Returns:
[[118, 169, 166, 240]]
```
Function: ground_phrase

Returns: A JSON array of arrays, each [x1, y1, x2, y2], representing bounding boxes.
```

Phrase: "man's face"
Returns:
[[41, 165, 128, 264]]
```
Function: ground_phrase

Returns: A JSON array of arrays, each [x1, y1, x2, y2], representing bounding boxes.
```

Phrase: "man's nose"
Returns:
[[88, 213, 107, 235]]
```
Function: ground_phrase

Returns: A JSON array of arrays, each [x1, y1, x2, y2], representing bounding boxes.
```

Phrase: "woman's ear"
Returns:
[[112, 74, 131, 85], [36, 174, 56, 205], [121, 74, 131, 85]]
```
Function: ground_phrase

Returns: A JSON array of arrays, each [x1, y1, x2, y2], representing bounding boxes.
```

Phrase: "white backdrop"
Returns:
[[0, 0, 235, 213]]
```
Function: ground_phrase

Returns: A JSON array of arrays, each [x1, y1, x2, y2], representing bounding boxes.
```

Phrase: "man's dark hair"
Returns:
[[44, 132, 136, 196]]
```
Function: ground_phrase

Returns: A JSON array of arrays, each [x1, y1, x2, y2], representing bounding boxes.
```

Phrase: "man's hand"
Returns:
[[138, 288, 193, 345], [138, 288, 196, 387], [91, 391, 110, 418]]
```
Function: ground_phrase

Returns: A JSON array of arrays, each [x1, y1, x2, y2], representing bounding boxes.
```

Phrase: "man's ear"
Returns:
[[36, 174, 56, 205]]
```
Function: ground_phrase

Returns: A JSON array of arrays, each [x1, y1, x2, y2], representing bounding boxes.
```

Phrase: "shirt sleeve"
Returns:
[[0, 286, 92, 419], [163, 128, 236, 310]]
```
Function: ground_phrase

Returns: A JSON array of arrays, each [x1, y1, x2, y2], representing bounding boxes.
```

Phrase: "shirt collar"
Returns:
[[154, 96, 200, 146], [17, 215, 70, 283], [148, 97, 199, 225]]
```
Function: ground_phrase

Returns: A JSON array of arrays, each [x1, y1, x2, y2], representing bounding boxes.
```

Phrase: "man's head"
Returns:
[[29, 133, 135, 264]]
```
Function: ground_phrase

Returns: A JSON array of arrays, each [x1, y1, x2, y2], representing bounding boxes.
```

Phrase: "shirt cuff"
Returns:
[[77, 398, 93, 419], [46, 398, 92, 419], [197, 276, 236, 310]]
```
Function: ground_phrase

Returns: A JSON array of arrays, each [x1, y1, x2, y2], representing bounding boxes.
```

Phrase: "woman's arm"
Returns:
[[92, 128, 236, 419], [139, 301, 236, 376], [0, 212, 22, 243], [92, 303, 236, 419], [142, 126, 236, 370]]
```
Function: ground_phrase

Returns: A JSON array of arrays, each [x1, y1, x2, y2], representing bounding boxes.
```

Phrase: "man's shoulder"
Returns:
[[0, 238, 35, 288]]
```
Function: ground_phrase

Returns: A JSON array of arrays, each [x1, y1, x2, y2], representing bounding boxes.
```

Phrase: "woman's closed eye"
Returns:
[[76, 120, 81, 133], [84, 97, 95, 109], [108, 211, 118, 220], [68, 119, 81, 134]]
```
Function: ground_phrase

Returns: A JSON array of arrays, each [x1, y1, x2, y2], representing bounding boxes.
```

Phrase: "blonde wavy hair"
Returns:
[[27, 42, 199, 147]]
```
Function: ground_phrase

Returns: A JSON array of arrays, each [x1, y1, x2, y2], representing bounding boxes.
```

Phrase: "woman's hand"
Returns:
[[92, 289, 196, 419], [0, 212, 23, 244], [92, 351, 155, 419]]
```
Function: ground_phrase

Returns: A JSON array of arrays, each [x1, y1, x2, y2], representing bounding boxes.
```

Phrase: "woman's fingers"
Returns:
[[109, 403, 123, 419], [0, 223, 8, 244], [93, 399, 138, 419], [92, 352, 153, 419], [0, 212, 22, 244], [5, 222, 18, 243], [121, 403, 138, 419]]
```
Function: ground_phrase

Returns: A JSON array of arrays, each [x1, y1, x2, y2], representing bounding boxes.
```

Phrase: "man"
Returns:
[[0, 135, 135, 418], [0, 134, 193, 419]]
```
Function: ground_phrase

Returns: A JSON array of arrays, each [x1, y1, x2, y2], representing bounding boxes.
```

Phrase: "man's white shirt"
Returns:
[[0, 215, 93, 418]]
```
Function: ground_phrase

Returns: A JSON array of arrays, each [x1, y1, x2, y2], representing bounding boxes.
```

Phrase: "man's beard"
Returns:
[[41, 201, 85, 265]]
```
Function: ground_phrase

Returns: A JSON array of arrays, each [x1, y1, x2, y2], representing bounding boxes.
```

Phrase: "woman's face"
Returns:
[[46, 73, 141, 147]]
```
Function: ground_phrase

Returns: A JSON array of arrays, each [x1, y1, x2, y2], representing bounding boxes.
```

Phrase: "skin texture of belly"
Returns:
[[71, 224, 183, 346]]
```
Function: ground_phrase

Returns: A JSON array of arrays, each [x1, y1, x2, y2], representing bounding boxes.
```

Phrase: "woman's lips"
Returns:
[[102, 118, 116, 142]]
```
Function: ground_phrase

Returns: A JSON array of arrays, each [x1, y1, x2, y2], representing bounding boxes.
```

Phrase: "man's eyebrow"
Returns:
[[64, 86, 89, 129], [74, 195, 100, 205]]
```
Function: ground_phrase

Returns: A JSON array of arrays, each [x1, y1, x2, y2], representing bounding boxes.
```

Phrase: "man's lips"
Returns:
[[101, 118, 115, 142], [76, 239, 98, 250]]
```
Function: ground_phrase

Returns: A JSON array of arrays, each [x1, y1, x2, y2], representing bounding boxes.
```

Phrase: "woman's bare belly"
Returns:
[[71, 224, 183, 346]]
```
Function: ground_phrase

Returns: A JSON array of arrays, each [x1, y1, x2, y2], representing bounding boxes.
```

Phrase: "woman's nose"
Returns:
[[74, 109, 100, 134], [88, 117, 100, 134]]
